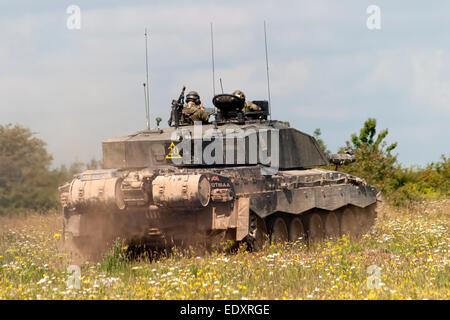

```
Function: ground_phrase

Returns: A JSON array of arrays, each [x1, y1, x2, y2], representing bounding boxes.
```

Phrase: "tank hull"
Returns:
[[59, 165, 380, 258]]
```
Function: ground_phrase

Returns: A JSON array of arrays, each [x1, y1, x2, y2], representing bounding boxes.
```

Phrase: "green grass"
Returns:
[[0, 201, 449, 300]]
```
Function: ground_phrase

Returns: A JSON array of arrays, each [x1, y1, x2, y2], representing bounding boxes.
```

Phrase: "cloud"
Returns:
[[411, 50, 450, 114], [363, 49, 450, 114], [364, 50, 411, 90]]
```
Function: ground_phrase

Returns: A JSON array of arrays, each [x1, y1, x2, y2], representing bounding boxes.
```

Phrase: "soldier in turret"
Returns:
[[182, 91, 209, 123], [233, 90, 261, 113]]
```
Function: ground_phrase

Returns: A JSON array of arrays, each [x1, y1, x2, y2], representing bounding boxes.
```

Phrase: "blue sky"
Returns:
[[0, 0, 449, 168]]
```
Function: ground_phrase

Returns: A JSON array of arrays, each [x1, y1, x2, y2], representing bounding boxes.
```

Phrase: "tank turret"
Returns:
[[103, 94, 328, 170]]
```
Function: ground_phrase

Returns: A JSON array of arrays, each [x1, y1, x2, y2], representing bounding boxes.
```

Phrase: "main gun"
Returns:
[[168, 85, 186, 127], [326, 151, 356, 170]]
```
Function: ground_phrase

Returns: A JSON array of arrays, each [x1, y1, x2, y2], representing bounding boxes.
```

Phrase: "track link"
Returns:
[[247, 203, 378, 248]]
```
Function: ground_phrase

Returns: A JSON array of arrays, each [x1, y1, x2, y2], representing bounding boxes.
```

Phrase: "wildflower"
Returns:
[[37, 276, 48, 285]]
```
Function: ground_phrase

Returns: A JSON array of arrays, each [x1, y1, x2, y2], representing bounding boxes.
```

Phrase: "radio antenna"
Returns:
[[143, 83, 149, 129], [210, 22, 216, 97], [264, 21, 272, 120], [219, 78, 224, 93], [144, 28, 150, 130]]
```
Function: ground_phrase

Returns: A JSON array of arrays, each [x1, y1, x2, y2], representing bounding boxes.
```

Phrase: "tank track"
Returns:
[[63, 203, 377, 261], [247, 203, 378, 250]]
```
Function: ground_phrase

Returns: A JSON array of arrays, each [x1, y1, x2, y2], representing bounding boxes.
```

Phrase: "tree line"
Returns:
[[0, 124, 101, 214]]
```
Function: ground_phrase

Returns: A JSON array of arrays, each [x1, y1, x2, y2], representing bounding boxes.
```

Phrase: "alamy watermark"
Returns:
[[65, 5, 380, 31], [366, 5, 381, 30], [366, 265, 382, 289], [66, 5, 81, 30], [167, 122, 280, 175], [66, 265, 81, 289]]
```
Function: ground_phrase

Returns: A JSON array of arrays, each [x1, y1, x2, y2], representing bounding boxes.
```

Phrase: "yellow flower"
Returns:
[[53, 233, 61, 239]]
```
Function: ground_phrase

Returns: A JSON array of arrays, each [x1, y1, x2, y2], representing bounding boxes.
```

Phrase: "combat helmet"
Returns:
[[186, 91, 201, 104], [232, 90, 246, 100]]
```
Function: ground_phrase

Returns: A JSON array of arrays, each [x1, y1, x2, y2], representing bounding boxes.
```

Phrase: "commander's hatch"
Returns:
[[212, 94, 268, 122]]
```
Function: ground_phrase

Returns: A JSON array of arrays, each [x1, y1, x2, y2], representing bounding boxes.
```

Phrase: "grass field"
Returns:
[[0, 200, 448, 300]]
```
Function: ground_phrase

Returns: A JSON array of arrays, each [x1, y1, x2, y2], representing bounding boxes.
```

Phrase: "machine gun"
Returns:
[[168, 86, 186, 127], [326, 151, 356, 170]]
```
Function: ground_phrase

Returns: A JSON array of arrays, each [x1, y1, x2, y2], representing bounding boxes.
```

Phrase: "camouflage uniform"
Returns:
[[182, 101, 209, 123], [232, 90, 261, 113], [242, 101, 261, 113], [182, 91, 209, 123]]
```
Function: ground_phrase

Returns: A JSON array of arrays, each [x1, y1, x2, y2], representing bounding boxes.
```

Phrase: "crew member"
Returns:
[[233, 90, 261, 113], [182, 91, 209, 123]]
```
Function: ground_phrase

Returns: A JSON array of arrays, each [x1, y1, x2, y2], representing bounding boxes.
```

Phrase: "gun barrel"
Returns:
[[327, 153, 356, 165], [178, 86, 186, 103], [169, 86, 186, 127]]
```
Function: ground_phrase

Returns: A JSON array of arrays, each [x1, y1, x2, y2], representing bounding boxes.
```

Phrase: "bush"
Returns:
[[0, 123, 102, 214], [327, 118, 449, 206], [387, 156, 449, 206], [337, 118, 398, 194], [0, 124, 57, 214]]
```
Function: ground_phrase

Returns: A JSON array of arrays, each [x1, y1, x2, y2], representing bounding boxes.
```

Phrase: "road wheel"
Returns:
[[323, 212, 340, 238], [288, 217, 305, 242], [271, 217, 289, 244], [340, 207, 359, 238], [247, 214, 268, 251], [366, 203, 378, 231], [354, 207, 371, 235], [306, 213, 324, 242]]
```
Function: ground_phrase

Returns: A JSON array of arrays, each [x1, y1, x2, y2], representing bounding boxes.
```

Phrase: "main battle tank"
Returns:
[[59, 91, 380, 258]]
